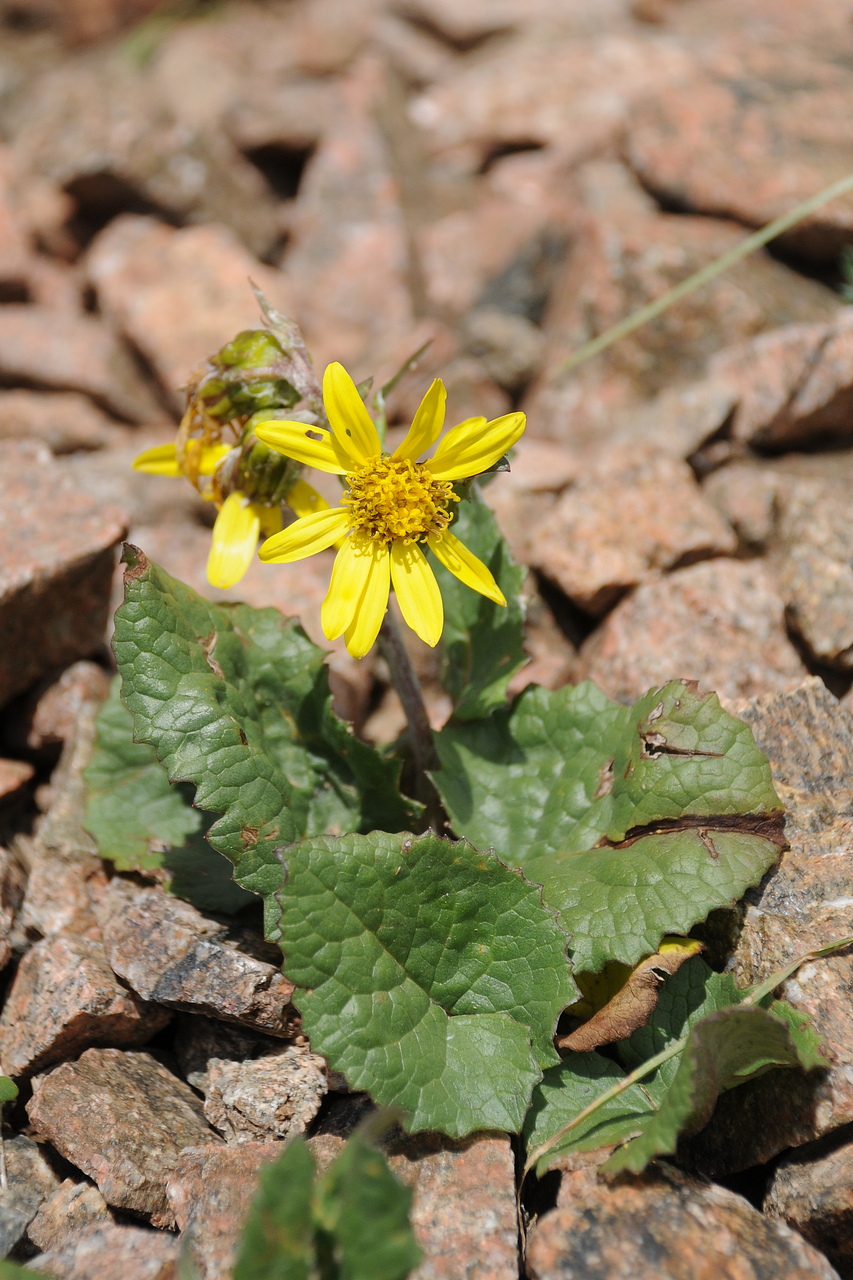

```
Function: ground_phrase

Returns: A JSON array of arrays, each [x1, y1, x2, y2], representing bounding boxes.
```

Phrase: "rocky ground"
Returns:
[[0, 0, 853, 1276]]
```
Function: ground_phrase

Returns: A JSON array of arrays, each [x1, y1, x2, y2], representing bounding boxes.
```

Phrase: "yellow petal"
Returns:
[[323, 362, 381, 466], [132, 443, 181, 477], [392, 378, 447, 463], [257, 506, 284, 537], [193, 442, 233, 476], [207, 493, 261, 589], [286, 479, 331, 518], [259, 507, 350, 563], [342, 544, 391, 659], [428, 530, 506, 606], [390, 542, 443, 647], [321, 533, 377, 639], [427, 411, 526, 482], [254, 421, 349, 474]]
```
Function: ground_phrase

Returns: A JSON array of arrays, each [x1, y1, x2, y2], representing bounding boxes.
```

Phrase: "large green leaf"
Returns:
[[85, 678, 202, 871], [603, 1001, 827, 1176], [112, 548, 416, 914], [524, 1051, 656, 1173], [271, 830, 575, 1135], [84, 680, 255, 913], [430, 487, 526, 720], [434, 680, 783, 971]]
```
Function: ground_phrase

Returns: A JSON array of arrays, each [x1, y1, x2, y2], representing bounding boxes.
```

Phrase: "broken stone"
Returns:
[[462, 307, 545, 392], [27, 1179, 112, 1253], [627, 42, 853, 261], [173, 1013, 283, 1093], [4, 660, 111, 755], [166, 1143, 281, 1280], [0, 929, 169, 1079], [765, 1130, 853, 1279], [28, 1048, 217, 1224], [0, 1135, 61, 1258], [204, 1044, 328, 1144], [10, 57, 283, 260], [0, 307, 161, 425], [94, 879, 297, 1038], [681, 680, 853, 1174], [702, 462, 783, 551], [86, 216, 296, 414], [530, 444, 736, 616], [774, 479, 853, 670], [0, 848, 25, 974], [710, 311, 853, 450], [577, 558, 809, 705], [26, 1221, 180, 1280], [309, 1103, 519, 1280], [0, 440, 126, 707], [526, 1161, 839, 1280], [0, 758, 34, 804], [526, 163, 839, 445], [0, 390, 117, 455]]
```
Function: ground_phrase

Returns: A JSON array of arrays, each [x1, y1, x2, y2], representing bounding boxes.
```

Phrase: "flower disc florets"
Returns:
[[342, 456, 458, 546]]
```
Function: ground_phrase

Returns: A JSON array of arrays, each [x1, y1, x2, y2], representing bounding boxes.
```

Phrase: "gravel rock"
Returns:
[[702, 462, 782, 550], [173, 1013, 283, 1093], [0, 306, 161, 424], [94, 879, 297, 1037], [4, 660, 111, 755], [27, 1178, 112, 1253], [526, 1161, 840, 1280], [166, 1142, 281, 1280], [204, 1044, 328, 1144], [774, 479, 853, 670], [0, 440, 126, 707], [627, 42, 853, 261], [765, 1131, 853, 1278], [577, 557, 808, 704], [681, 680, 853, 1174], [87, 216, 295, 413], [0, 758, 34, 803], [527, 163, 839, 445], [0, 1135, 61, 1257], [26, 1221, 180, 1279], [530, 444, 736, 616], [711, 311, 853, 450], [11, 58, 283, 260], [0, 390, 117, 454], [28, 1048, 217, 1224], [0, 930, 169, 1079], [0, 848, 25, 973], [310, 1111, 518, 1280]]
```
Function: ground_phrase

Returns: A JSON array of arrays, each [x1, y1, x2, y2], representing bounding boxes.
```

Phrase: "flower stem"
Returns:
[[379, 612, 445, 830]]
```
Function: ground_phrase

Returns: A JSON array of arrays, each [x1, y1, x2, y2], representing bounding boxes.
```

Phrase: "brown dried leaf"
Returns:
[[558, 939, 702, 1053]]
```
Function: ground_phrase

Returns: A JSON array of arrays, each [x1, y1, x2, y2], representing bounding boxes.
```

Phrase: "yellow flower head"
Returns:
[[131, 440, 282, 590], [255, 362, 526, 659]]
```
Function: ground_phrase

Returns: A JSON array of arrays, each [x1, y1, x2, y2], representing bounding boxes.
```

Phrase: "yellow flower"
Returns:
[[132, 441, 282, 590], [254, 362, 525, 659]]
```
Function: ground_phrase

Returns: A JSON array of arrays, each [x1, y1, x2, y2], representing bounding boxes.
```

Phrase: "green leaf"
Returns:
[[430, 488, 526, 720], [0, 1075, 19, 1103], [232, 1137, 315, 1280], [314, 1121, 422, 1280], [524, 1051, 656, 1174], [617, 955, 743, 1103], [84, 679, 202, 871], [434, 679, 783, 970], [272, 830, 575, 1135], [603, 1001, 827, 1176], [0, 1265, 50, 1279], [84, 679, 255, 914], [112, 550, 416, 918]]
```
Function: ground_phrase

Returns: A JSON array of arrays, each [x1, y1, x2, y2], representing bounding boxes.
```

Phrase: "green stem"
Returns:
[[378, 612, 445, 831], [556, 173, 853, 376]]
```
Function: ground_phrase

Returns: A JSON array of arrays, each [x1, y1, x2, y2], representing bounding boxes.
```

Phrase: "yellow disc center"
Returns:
[[343, 457, 458, 545]]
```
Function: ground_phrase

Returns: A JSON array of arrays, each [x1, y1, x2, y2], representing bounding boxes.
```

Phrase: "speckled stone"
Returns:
[[28, 1048, 217, 1225], [27, 1178, 112, 1253], [0, 440, 126, 707], [27, 1221, 180, 1280], [765, 1130, 853, 1277], [526, 1162, 840, 1280]]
